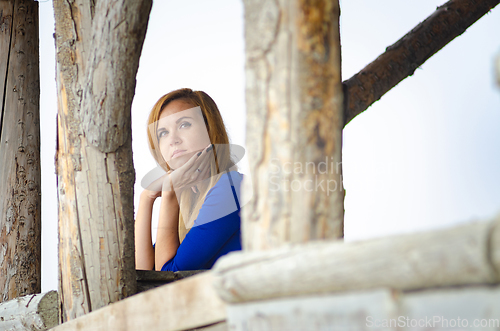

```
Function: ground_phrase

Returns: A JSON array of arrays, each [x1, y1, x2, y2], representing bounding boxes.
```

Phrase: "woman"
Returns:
[[135, 88, 243, 271]]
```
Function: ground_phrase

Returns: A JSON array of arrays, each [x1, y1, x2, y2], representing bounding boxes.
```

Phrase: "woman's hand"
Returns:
[[164, 143, 213, 194]]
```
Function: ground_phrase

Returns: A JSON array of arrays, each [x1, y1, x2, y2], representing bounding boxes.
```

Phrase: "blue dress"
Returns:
[[160, 171, 243, 271]]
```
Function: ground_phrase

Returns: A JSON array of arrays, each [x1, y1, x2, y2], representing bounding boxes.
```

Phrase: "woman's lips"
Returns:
[[171, 150, 187, 159]]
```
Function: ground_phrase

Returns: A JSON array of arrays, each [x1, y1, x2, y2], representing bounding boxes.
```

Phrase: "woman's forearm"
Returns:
[[135, 193, 156, 270], [155, 191, 180, 271]]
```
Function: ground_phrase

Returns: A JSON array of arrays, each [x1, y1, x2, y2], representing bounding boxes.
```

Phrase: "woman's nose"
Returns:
[[169, 131, 181, 146]]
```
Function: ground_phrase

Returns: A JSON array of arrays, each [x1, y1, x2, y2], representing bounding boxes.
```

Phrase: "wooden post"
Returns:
[[53, 0, 151, 321], [242, 0, 344, 250], [0, 0, 40, 302]]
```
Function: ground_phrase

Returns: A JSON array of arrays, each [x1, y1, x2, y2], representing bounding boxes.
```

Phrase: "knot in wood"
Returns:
[[18, 166, 26, 177], [27, 180, 36, 191], [17, 191, 26, 203], [16, 24, 25, 36], [6, 206, 15, 224]]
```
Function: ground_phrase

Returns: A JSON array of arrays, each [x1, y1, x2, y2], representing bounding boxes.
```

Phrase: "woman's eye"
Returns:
[[158, 130, 168, 138], [180, 122, 191, 129]]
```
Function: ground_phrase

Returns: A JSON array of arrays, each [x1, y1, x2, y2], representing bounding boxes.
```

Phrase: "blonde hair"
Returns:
[[147, 88, 236, 242]]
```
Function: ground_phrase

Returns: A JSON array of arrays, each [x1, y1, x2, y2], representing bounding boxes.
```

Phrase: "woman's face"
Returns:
[[155, 99, 211, 170]]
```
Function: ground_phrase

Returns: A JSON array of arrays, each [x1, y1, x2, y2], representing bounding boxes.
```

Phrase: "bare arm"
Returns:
[[154, 191, 180, 271], [148, 143, 212, 270], [134, 191, 157, 270]]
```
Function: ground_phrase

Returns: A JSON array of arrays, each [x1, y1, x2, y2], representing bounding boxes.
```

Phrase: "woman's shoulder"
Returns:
[[206, 171, 243, 203], [211, 171, 243, 191], [195, 171, 243, 226]]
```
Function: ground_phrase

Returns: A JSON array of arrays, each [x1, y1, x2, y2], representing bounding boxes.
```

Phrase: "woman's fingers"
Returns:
[[185, 143, 212, 172], [194, 144, 214, 172], [168, 144, 214, 191], [202, 164, 211, 180]]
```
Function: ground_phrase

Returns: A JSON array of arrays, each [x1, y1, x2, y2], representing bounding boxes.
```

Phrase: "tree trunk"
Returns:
[[0, 0, 40, 302], [242, 0, 344, 251], [53, 0, 151, 321]]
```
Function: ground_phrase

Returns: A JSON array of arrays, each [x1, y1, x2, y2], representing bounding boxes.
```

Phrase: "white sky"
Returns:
[[39, 0, 500, 292]]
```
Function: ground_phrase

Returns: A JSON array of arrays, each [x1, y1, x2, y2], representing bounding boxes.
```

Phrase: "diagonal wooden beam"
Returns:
[[343, 0, 500, 126]]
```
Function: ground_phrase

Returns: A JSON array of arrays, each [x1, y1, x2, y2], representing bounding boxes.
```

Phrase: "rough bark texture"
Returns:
[[53, 0, 151, 321], [0, 291, 58, 330], [242, 0, 344, 251], [0, 0, 40, 302], [343, 0, 500, 126], [213, 218, 500, 303]]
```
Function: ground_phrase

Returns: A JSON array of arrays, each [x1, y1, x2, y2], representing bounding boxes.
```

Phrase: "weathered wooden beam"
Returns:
[[212, 215, 500, 303], [53, 0, 151, 321], [226, 289, 398, 330], [0, 291, 58, 330], [51, 272, 226, 331], [0, 0, 40, 302], [343, 0, 500, 126], [242, 0, 344, 251], [226, 285, 500, 330]]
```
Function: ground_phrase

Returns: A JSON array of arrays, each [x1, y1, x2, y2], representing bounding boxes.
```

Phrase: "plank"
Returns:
[[136, 269, 207, 293], [226, 289, 398, 331], [400, 285, 500, 330], [51, 271, 226, 331], [225, 284, 500, 331]]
